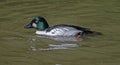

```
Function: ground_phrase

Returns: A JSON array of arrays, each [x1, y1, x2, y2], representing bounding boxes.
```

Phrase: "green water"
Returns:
[[0, 0, 120, 65]]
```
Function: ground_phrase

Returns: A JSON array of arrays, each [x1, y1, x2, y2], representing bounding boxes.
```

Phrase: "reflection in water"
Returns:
[[30, 35, 81, 51], [31, 43, 79, 51], [37, 35, 83, 42], [55, 64, 62, 65]]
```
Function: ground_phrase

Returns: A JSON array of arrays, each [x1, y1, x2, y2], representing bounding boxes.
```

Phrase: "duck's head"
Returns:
[[24, 16, 49, 30]]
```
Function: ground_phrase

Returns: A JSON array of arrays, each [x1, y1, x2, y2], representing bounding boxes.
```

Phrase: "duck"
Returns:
[[24, 16, 101, 39]]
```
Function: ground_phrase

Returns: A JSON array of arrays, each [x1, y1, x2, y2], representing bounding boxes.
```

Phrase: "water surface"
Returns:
[[0, 0, 120, 65]]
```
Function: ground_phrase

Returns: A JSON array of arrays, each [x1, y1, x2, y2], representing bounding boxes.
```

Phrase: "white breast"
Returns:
[[36, 31, 46, 35]]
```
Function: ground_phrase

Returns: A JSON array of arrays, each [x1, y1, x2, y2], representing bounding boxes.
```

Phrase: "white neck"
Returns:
[[36, 30, 46, 35]]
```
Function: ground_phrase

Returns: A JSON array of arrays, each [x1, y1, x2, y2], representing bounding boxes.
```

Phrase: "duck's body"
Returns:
[[36, 24, 83, 36], [24, 16, 101, 39]]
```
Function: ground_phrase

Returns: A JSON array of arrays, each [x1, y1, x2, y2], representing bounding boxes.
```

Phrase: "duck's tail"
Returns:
[[84, 30, 102, 35], [65, 24, 102, 35]]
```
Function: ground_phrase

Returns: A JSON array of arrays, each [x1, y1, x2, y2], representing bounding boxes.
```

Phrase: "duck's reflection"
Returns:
[[37, 35, 83, 42], [31, 43, 79, 51], [30, 35, 81, 51]]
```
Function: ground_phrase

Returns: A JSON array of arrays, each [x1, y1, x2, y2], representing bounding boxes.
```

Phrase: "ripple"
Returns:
[[31, 43, 79, 51]]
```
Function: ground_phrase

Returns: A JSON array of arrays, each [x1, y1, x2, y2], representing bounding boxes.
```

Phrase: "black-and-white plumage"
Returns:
[[25, 16, 102, 39]]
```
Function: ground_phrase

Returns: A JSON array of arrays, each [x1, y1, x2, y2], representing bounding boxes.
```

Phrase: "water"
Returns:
[[37, 35, 83, 42], [31, 43, 79, 51], [55, 64, 62, 65], [0, 0, 120, 65], [30, 36, 80, 51]]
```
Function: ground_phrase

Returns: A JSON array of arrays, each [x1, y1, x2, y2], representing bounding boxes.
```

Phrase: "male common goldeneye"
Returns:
[[24, 16, 101, 39]]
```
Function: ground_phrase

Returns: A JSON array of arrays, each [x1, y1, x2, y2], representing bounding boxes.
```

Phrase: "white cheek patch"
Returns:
[[32, 23, 37, 28]]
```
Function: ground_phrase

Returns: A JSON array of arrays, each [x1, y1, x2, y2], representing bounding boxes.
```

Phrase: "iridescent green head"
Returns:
[[24, 16, 49, 30]]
